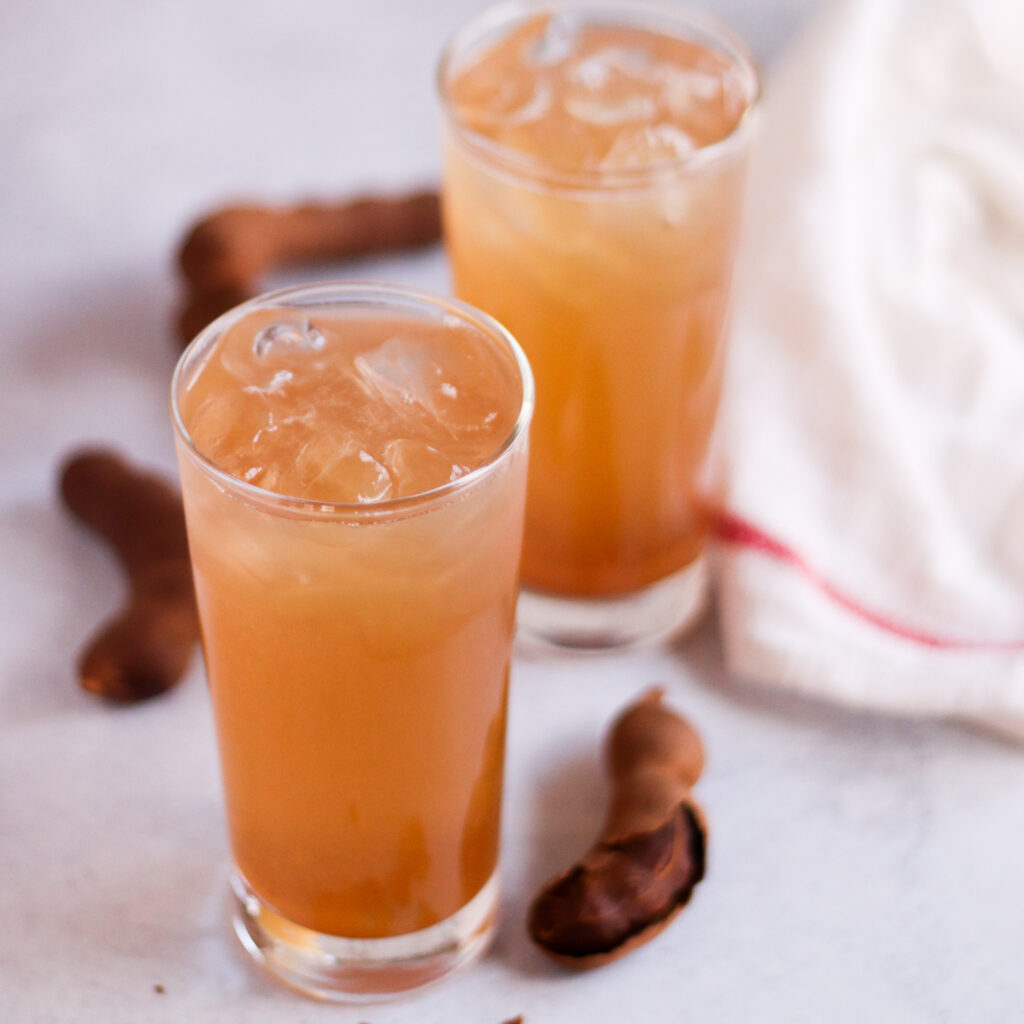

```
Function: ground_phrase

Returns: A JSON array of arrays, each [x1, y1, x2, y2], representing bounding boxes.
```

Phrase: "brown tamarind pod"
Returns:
[[528, 689, 707, 969], [59, 449, 199, 702], [177, 280, 253, 350], [176, 191, 442, 345]]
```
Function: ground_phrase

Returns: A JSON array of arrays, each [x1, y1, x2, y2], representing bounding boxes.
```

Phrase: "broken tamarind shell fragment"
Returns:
[[176, 190, 442, 345], [59, 449, 199, 702], [528, 688, 707, 969]]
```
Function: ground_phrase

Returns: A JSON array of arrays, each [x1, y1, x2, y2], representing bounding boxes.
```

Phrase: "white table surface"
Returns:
[[3, 1, 1023, 1020]]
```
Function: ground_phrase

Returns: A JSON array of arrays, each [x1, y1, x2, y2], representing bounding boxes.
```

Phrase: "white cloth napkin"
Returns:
[[715, 0, 1024, 736]]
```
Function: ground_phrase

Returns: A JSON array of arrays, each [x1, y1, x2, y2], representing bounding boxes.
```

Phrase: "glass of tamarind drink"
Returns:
[[439, 1, 759, 648], [171, 281, 533, 999]]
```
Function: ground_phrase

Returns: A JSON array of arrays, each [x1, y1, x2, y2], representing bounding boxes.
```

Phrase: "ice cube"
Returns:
[[354, 335, 452, 431], [214, 522, 304, 591], [361, 329, 515, 444], [608, 46, 658, 78], [600, 123, 695, 170], [564, 92, 657, 126], [505, 82, 552, 124], [243, 369, 293, 398], [382, 439, 469, 499], [529, 12, 581, 66], [240, 463, 284, 493], [450, 14, 558, 130], [253, 314, 325, 357], [185, 387, 302, 496], [660, 66, 723, 114], [463, 78, 553, 129], [188, 388, 272, 461], [570, 53, 612, 91], [294, 434, 393, 503], [570, 46, 653, 90], [215, 306, 324, 386], [562, 49, 660, 128]]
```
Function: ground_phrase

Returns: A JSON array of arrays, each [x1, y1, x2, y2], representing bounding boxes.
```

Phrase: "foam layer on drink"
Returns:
[[447, 13, 751, 172], [180, 306, 521, 503]]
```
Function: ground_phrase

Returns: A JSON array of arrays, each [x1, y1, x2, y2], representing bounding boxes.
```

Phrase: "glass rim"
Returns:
[[436, 0, 761, 194], [170, 280, 535, 520]]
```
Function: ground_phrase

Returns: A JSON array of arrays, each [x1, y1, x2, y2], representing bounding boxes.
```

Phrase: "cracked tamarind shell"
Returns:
[[528, 689, 708, 969]]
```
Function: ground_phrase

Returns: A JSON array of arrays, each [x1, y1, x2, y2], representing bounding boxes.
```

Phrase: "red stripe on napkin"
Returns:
[[712, 511, 1024, 652]]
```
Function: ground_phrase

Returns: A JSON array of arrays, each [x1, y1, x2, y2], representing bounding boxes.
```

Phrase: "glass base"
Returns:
[[230, 870, 498, 1002], [517, 555, 708, 652]]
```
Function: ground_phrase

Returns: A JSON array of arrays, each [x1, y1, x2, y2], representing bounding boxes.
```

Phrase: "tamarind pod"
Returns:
[[177, 191, 442, 293], [175, 191, 442, 346], [528, 690, 708, 968], [274, 194, 443, 267], [605, 686, 705, 791], [529, 802, 706, 968], [177, 280, 253, 348], [59, 450, 199, 702]]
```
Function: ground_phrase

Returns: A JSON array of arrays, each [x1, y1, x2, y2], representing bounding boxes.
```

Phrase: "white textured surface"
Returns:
[[2, 0, 1023, 1020]]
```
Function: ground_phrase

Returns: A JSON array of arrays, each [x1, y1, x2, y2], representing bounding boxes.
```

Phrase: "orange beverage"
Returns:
[[440, 3, 759, 647], [171, 283, 532, 999]]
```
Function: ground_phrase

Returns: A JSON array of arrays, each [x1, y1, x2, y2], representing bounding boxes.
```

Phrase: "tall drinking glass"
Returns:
[[171, 282, 533, 1000], [439, 2, 759, 648]]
